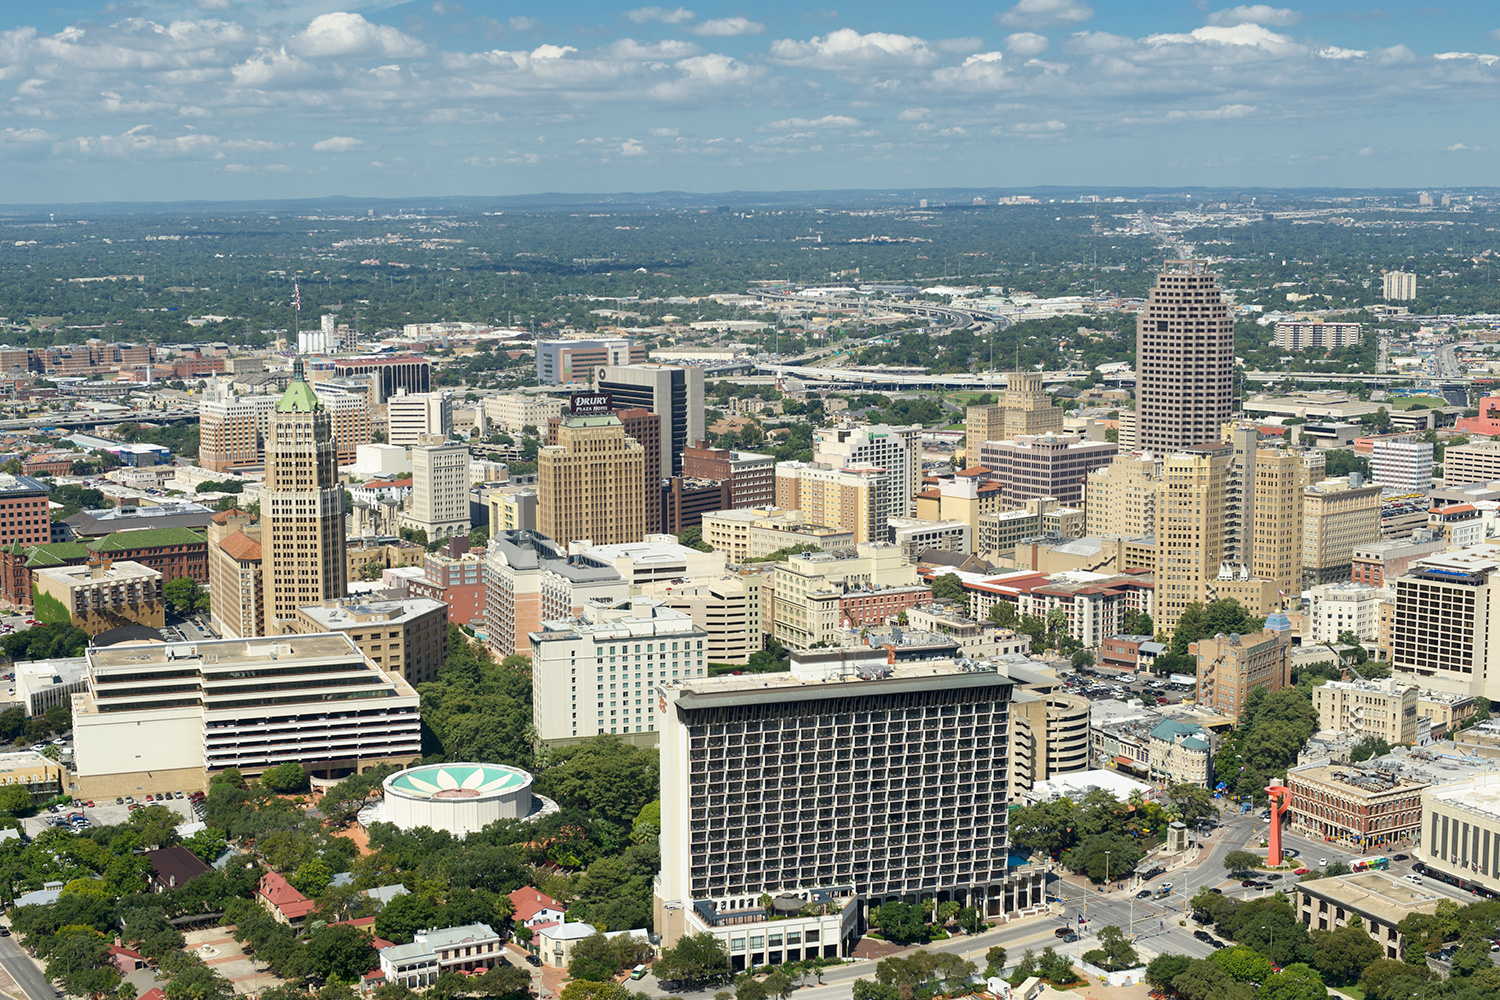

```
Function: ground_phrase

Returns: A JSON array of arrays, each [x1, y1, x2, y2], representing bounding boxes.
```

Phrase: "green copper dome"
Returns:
[[275, 358, 322, 413]]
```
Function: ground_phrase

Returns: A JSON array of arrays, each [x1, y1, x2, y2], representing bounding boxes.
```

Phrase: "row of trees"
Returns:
[[1009, 784, 1215, 882]]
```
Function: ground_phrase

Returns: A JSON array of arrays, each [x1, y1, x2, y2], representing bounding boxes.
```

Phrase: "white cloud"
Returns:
[[196, 0, 232, 9], [1204, 5, 1303, 28], [1448, 142, 1481, 151], [1013, 119, 1066, 131], [621, 138, 647, 156], [509, 17, 544, 32], [1318, 46, 1366, 59], [931, 50, 1007, 90], [607, 38, 702, 60], [997, 0, 1094, 29], [762, 114, 863, 130], [1435, 51, 1500, 66], [649, 126, 680, 136], [1004, 32, 1050, 57], [897, 107, 930, 121], [1358, 147, 1373, 156], [625, 6, 696, 25], [689, 17, 766, 37], [770, 28, 938, 69], [312, 136, 362, 152], [1145, 23, 1303, 56], [1165, 103, 1257, 120], [290, 12, 426, 58]]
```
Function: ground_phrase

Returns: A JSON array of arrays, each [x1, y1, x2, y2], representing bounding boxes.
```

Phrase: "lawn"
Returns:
[[1390, 395, 1447, 410]]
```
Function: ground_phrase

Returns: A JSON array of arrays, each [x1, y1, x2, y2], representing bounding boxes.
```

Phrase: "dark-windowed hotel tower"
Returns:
[[1135, 261, 1235, 453]]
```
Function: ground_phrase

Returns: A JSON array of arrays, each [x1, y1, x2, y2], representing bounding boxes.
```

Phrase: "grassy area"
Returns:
[[1390, 395, 1447, 410], [1340, 985, 1365, 1000], [944, 391, 1000, 405]]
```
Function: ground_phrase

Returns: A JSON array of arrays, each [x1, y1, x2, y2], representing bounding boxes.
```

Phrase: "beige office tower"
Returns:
[[1303, 475, 1383, 588], [261, 362, 348, 634], [1084, 454, 1160, 538], [1135, 261, 1234, 453], [965, 371, 1064, 460], [538, 413, 646, 546], [1155, 443, 1233, 634], [1248, 450, 1306, 599]]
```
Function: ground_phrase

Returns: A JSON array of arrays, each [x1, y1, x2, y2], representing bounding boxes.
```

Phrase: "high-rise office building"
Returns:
[[594, 364, 705, 478], [1371, 439, 1435, 493], [1155, 444, 1233, 633], [1191, 629, 1292, 721], [482, 530, 628, 660], [537, 411, 646, 547], [1248, 449, 1306, 598], [1135, 261, 1234, 453], [1084, 454, 1160, 538], [387, 389, 453, 449], [402, 435, 471, 541], [262, 362, 348, 634], [1303, 475, 1383, 588], [1392, 547, 1500, 701], [773, 462, 886, 543], [977, 433, 1118, 508], [964, 371, 1064, 459]]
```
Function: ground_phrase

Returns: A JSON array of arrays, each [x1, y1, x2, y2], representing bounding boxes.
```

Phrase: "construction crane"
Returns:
[[1322, 639, 1370, 683]]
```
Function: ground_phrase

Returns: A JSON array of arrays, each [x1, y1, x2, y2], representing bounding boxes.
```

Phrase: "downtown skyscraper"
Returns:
[[1135, 260, 1235, 453]]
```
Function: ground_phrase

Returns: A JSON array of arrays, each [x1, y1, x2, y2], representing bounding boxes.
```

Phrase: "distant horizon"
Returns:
[[0, 1, 1498, 202], [0, 182, 1491, 214]]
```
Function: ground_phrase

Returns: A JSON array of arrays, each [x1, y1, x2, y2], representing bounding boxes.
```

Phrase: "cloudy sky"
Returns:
[[2, 0, 1499, 203]]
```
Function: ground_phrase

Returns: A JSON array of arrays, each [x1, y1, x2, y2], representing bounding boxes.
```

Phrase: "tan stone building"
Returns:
[[197, 382, 276, 474], [640, 575, 761, 665], [262, 364, 348, 634], [0, 749, 66, 804], [207, 509, 263, 639], [285, 597, 449, 687], [774, 462, 885, 543], [768, 544, 916, 649], [1156, 443, 1233, 633], [1192, 629, 1291, 721], [1248, 449, 1307, 597], [34, 556, 164, 636], [1135, 262, 1235, 453], [1303, 476, 1383, 588], [538, 413, 646, 546], [1084, 454, 1160, 538], [1293, 872, 1449, 960], [964, 371, 1064, 460], [698, 508, 855, 563], [1311, 677, 1419, 745]]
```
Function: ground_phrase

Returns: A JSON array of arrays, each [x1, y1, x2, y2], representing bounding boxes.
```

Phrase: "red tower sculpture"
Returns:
[[1265, 781, 1292, 867]]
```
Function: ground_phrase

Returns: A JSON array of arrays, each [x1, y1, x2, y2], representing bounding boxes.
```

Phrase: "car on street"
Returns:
[[1241, 879, 1257, 887], [1059, 932, 1079, 943], [1318, 858, 1328, 866], [1294, 868, 1310, 875], [1, 928, 10, 936], [1055, 927, 1075, 938], [1161, 882, 1172, 890], [1136, 890, 1152, 899], [1208, 887, 1223, 894], [1394, 854, 1409, 861], [1265, 874, 1282, 880], [1193, 930, 1214, 943]]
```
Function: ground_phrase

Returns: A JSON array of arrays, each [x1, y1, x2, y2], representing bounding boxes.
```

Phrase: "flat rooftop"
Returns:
[[89, 633, 364, 672], [1296, 870, 1476, 926], [297, 598, 447, 629], [668, 659, 1011, 711]]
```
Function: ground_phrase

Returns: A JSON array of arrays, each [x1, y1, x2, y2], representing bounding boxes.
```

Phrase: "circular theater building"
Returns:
[[380, 763, 543, 836]]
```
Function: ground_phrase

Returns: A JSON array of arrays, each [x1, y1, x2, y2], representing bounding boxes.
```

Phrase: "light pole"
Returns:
[[1105, 851, 1111, 891], [1262, 924, 1274, 962]]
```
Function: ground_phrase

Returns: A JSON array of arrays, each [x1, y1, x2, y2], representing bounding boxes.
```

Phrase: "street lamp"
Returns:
[[1262, 924, 1275, 960], [1105, 851, 1111, 889]]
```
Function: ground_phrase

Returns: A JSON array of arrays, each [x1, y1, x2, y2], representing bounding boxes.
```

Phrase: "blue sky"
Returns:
[[2, 0, 1499, 203]]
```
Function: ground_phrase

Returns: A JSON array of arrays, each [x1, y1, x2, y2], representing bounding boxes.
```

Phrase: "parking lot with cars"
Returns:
[[23, 791, 203, 838]]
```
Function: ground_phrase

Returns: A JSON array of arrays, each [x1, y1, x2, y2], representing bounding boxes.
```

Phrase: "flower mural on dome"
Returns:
[[389, 764, 529, 798]]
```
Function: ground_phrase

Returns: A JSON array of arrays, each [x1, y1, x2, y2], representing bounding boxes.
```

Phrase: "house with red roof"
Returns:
[[258, 871, 317, 928], [507, 886, 566, 928]]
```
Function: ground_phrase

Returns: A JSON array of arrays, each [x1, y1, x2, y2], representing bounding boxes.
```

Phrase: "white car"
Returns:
[[1405, 874, 1422, 883], [1318, 858, 1328, 866]]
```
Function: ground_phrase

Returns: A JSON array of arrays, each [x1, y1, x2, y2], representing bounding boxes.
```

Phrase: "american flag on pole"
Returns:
[[293, 280, 302, 313]]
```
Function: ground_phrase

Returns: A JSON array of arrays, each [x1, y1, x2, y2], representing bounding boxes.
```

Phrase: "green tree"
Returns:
[[1310, 919, 1382, 984], [568, 932, 624, 984], [0, 785, 33, 815], [1258, 964, 1328, 1000], [558, 984, 631, 1000], [164, 576, 206, 617], [375, 893, 441, 945], [1224, 850, 1262, 874], [653, 932, 731, 990], [1071, 650, 1095, 670], [929, 573, 968, 612], [534, 736, 660, 827], [1082, 925, 1138, 972], [1168, 784, 1216, 827], [870, 901, 929, 944], [1210, 946, 1273, 983], [1144, 954, 1192, 990], [850, 982, 899, 1000], [260, 762, 310, 794], [1359, 958, 1433, 1000], [1170, 959, 1255, 1000], [1348, 736, 1392, 763], [982, 947, 1008, 979], [306, 924, 378, 983]]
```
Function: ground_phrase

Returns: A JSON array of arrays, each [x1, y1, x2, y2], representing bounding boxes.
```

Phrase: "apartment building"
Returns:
[[699, 508, 855, 563], [1273, 321, 1363, 351], [1383, 270, 1417, 301], [1308, 581, 1391, 643], [71, 633, 421, 797], [483, 530, 627, 660], [888, 518, 972, 563], [33, 557, 164, 636], [1436, 440, 1500, 486], [310, 388, 373, 465], [977, 499, 1086, 562], [1312, 677, 1419, 745], [197, 382, 277, 473], [774, 463, 885, 543], [1304, 475, 1383, 588], [640, 575, 762, 665], [814, 425, 922, 518], [1192, 629, 1292, 721], [1084, 454, 1160, 539], [655, 660, 1035, 964], [378, 924, 503, 989], [285, 597, 449, 687], [404, 540, 487, 627], [529, 598, 707, 746], [978, 434, 1117, 508], [206, 509, 263, 639], [1351, 534, 1447, 588]]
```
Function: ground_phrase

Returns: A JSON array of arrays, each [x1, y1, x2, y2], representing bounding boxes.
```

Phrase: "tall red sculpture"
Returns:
[[1266, 781, 1292, 867]]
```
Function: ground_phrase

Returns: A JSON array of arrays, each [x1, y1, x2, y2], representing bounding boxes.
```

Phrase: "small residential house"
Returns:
[[507, 887, 566, 928], [258, 871, 317, 928]]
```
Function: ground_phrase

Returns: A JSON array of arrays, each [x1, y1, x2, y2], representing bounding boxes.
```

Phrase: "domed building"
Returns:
[[376, 763, 551, 837]]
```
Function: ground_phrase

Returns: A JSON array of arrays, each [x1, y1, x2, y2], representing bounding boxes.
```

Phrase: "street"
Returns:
[[0, 924, 58, 1000]]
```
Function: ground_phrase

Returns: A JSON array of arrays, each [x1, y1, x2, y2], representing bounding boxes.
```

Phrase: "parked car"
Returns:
[[115, 797, 123, 805], [1241, 879, 1257, 887], [525, 955, 541, 967]]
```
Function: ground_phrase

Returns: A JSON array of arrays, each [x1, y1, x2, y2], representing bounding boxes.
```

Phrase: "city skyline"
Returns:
[[1, 0, 1499, 203]]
